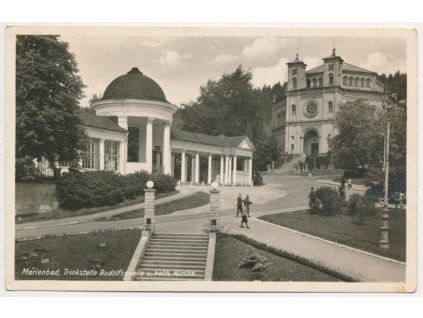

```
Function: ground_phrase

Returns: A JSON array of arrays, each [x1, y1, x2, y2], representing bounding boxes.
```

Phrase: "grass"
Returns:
[[213, 234, 344, 282], [15, 229, 142, 280], [16, 191, 178, 224], [260, 208, 406, 262], [108, 191, 210, 221]]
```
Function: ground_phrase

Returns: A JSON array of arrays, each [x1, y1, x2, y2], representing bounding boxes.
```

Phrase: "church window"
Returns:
[[349, 77, 354, 86], [361, 78, 365, 87], [291, 104, 296, 115], [328, 101, 333, 113], [81, 137, 100, 170], [355, 77, 360, 86], [291, 144, 294, 152], [343, 76, 348, 86], [312, 78, 317, 87], [319, 78, 323, 87], [292, 68, 297, 75], [293, 78, 297, 89], [329, 73, 334, 85], [307, 79, 311, 88], [366, 78, 371, 88], [104, 140, 120, 171]]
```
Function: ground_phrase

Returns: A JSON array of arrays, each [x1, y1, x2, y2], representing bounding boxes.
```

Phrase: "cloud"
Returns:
[[156, 50, 190, 68], [361, 52, 406, 75], [251, 57, 289, 88], [242, 37, 290, 62], [140, 39, 163, 47], [211, 54, 238, 67], [304, 56, 321, 70]]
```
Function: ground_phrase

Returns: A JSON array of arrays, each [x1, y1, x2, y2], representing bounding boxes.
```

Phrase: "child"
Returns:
[[240, 209, 249, 228]]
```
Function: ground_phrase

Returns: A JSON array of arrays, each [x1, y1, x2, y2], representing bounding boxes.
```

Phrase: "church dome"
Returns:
[[102, 67, 167, 102]]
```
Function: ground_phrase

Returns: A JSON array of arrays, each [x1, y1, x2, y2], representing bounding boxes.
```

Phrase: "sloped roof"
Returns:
[[342, 63, 375, 74], [78, 111, 127, 132], [171, 127, 251, 148], [307, 63, 375, 75]]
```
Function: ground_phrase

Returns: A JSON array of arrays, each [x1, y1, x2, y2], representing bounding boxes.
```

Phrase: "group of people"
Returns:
[[338, 176, 352, 200], [393, 191, 406, 209], [236, 193, 253, 228]]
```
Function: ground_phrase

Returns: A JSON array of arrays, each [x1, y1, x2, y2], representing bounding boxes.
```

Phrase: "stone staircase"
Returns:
[[133, 233, 209, 281]]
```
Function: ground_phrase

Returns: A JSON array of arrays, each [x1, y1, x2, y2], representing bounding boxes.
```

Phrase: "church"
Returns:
[[71, 67, 255, 186], [272, 49, 386, 157]]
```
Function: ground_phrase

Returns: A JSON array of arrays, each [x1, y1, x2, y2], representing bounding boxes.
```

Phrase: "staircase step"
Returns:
[[133, 276, 204, 281], [149, 238, 209, 243], [153, 233, 208, 238], [141, 259, 206, 266], [144, 253, 206, 259], [147, 246, 208, 251], [139, 264, 206, 269]]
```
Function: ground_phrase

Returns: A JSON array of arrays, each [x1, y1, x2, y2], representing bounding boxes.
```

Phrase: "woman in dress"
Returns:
[[243, 195, 253, 217]]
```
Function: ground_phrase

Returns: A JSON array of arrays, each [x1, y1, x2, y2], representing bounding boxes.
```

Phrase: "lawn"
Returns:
[[260, 208, 406, 261], [16, 190, 178, 224], [16, 180, 58, 216], [213, 235, 342, 282], [15, 229, 142, 280], [108, 191, 210, 221]]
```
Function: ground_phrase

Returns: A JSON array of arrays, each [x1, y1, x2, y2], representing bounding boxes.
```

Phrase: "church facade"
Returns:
[[69, 67, 255, 186], [272, 49, 386, 157]]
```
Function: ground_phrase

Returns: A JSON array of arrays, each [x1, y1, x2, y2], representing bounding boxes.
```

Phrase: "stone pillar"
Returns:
[[220, 156, 224, 185], [99, 139, 105, 170], [163, 121, 171, 175], [181, 150, 186, 183], [144, 188, 156, 232], [232, 156, 237, 185], [195, 152, 200, 184], [207, 154, 212, 184], [225, 156, 229, 184], [191, 155, 195, 182], [117, 116, 128, 175], [228, 156, 232, 185], [209, 188, 220, 232], [146, 117, 154, 173], [248, 158, 253, 186], [171, 154, 175, 177]]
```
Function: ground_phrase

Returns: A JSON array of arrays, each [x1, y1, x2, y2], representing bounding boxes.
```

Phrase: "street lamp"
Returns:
[[379, 101, 393, 249]]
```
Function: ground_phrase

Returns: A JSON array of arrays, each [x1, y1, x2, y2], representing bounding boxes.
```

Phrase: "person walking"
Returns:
[[347, 178, 352, 190], [243, 195, 253, 217], [240, 209, 249, 228], [236, 193, 243, 217]]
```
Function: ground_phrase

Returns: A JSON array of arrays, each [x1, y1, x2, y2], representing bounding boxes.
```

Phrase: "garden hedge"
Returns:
[[56, 170, 176, 210]]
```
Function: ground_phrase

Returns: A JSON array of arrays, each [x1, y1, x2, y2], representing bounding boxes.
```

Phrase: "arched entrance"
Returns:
[[303, 129, 319, 157]]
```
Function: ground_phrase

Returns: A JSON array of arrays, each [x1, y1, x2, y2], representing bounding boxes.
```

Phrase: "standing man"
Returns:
[[308, 187, 316, 207], [236, 193, 243, 217]]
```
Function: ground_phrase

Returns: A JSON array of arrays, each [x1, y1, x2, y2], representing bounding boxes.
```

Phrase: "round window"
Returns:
[[304, 102, 319, 118]]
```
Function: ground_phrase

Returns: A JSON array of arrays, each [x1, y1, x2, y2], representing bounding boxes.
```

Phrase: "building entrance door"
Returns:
[[311, 143, 319, 157]]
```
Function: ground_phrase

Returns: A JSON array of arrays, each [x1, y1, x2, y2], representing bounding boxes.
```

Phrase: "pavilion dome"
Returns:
[[102, 67, 167, 102]]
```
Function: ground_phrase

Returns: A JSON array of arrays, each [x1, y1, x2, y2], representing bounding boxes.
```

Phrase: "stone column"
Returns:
[[224, 156, 229, 184], [99, 139, 105, 170], [220, 156, 224, 185], [191, 155, 195, 182], [171, 154, 175, 177], [248, 158, 253, 186], [209, 188, 220, 232], [146, 117, 154, 173], [181, 150, 186, 183], [117, 116, 128, 174], [163, 121, 171, 175], [232, 156, 237, 185], [207, 154, 212, 184], [195, 152, 200, 184], [228, 156, 232, 185], [144, 188, 156, 232]]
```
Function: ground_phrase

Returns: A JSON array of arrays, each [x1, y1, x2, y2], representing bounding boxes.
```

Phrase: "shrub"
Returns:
[[347, 193, 377, 218], [310, 187, 344, 216], [252, 170, 264, 186], [15, 157, 41, 181], [347, 193, 362, 216], [57, 170, 176, 210]]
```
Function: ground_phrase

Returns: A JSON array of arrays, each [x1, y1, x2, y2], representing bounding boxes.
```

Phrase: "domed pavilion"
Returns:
[[77, 67, 255, 186]]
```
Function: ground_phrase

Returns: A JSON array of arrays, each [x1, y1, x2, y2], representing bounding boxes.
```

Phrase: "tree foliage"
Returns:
[[16, 35, 86, 166], [329, 99, 384, 170]]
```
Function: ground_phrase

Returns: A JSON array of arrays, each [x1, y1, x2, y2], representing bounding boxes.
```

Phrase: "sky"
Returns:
[[59, 34, 407, 107]]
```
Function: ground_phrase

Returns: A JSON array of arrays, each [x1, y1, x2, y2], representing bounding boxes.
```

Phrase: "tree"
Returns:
[[16, 35, 86, 166], [329, 99, 384, 170]]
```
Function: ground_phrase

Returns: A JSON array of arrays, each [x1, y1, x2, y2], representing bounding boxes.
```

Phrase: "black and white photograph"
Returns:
[[4, 26, 417, 292]]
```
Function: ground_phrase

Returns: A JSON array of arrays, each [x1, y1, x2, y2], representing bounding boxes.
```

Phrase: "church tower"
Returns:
[[322, 48, 344, 87], [287, 54, 307, 91]]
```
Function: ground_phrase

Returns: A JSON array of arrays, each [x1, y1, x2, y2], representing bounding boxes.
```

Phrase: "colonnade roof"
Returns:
[[78, 111, 127, 133], [171, 126, 253, 149]]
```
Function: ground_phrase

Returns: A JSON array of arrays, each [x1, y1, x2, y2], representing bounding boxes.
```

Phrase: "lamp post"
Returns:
[[379, 103, 392, 249]]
